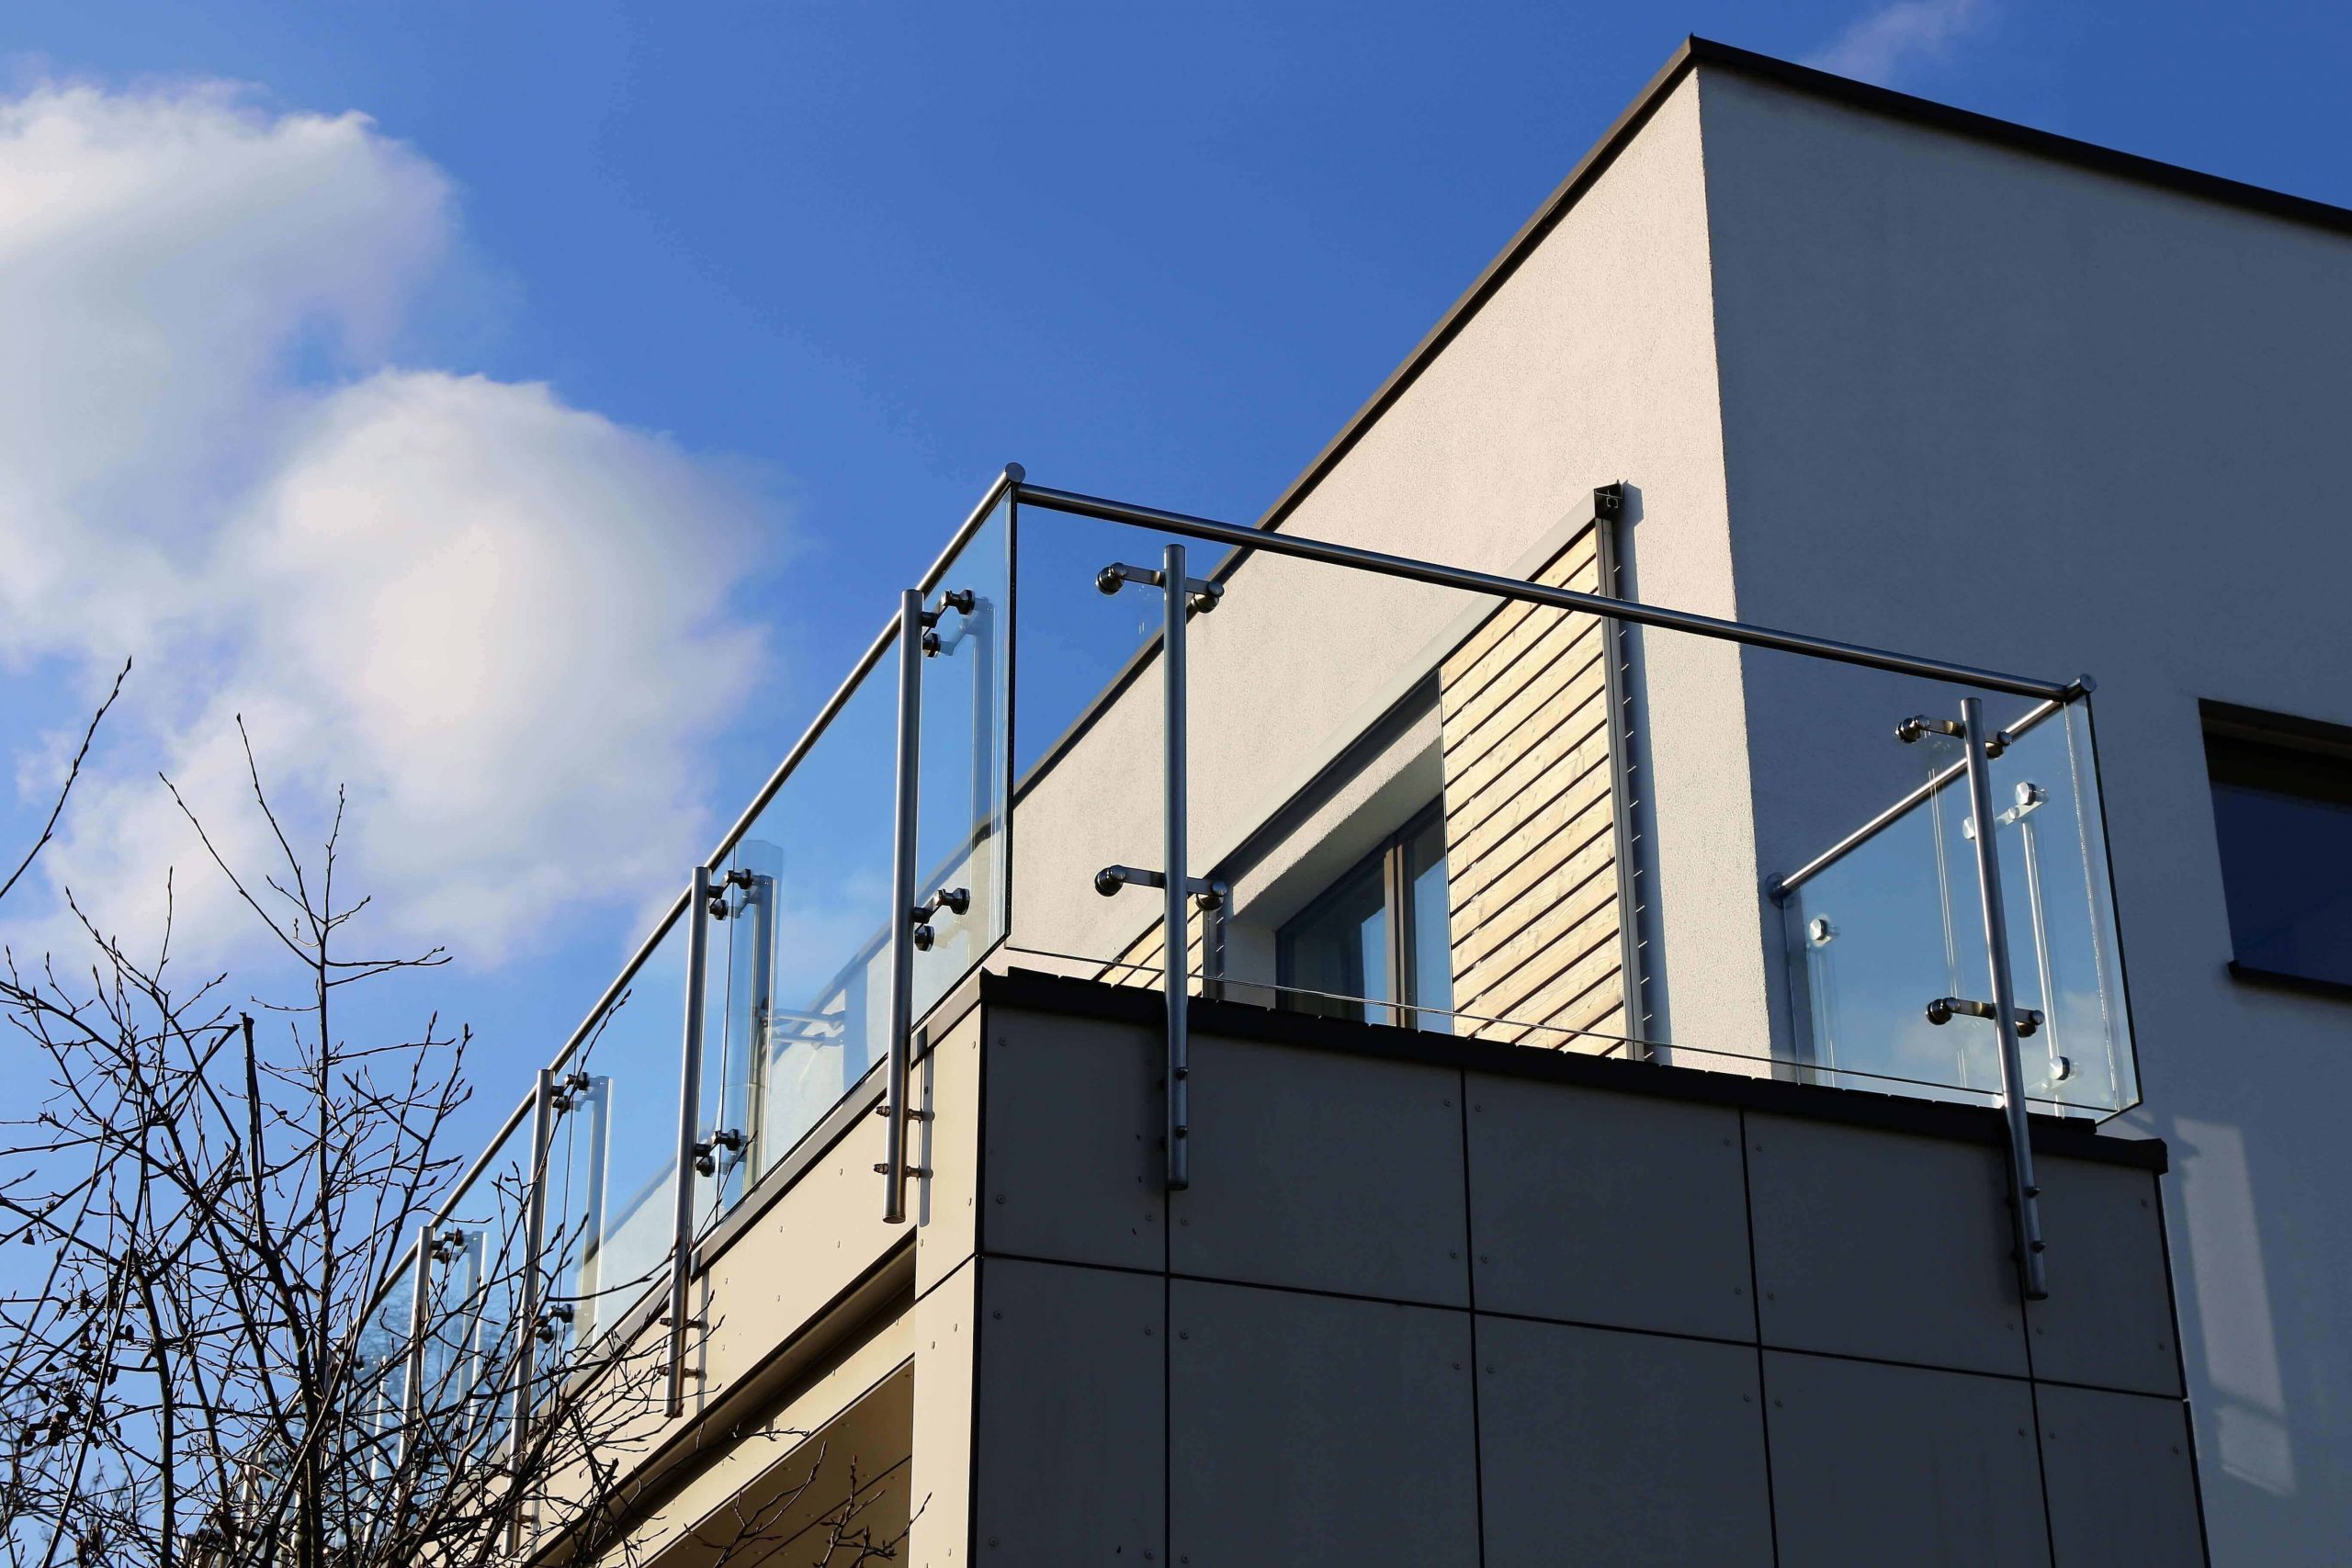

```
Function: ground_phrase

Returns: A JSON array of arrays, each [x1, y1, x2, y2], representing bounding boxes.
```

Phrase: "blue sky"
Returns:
[[3, 0, 2346, 1158]]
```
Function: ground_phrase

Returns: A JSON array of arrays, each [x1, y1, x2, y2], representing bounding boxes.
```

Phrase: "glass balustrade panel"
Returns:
[[541, 911, 689, 1349], [699, 643, 898, 1217], [912, 494, 1012, 1014], [415, 1111, 536, 1464]]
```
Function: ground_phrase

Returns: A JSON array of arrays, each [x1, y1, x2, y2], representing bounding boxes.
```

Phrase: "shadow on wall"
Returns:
[[2172, 1116, 2294, 1497]]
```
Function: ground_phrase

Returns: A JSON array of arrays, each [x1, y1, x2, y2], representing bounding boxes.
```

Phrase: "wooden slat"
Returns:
[[1440, 529, 1601, 690], [1477, 927, 1621, 1044], [1450, 820, 1617, 975], [1457, 875, 1619, 1015], [1435, 524, 1627, 1050], [1441, 558, 1604, 707], [1446, 748, 1612, 891], [1443, 691, 1610, 852], [1442, 640, 1607, 792], [1448, 777, 1614, 922]]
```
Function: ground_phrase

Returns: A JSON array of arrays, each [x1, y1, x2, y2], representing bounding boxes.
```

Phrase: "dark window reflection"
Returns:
[[2207, 727, 2352, 988]]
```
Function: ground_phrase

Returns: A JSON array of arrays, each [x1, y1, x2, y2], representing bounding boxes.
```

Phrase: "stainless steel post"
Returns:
[[664, 866, 713, 1417], [399, 1236, 431, 1450], [1162, 543, 1191, 1191], [507, 1068, 556, 1549], [883, 590, 923, 1224], [1959, 697, 2050, 1301]]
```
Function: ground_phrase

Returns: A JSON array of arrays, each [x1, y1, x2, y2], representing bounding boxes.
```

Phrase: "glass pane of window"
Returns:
[[1406, 812, 1454, 1025], [1280, 857, 1389, 1024], [2209, 729, 2352, 987]]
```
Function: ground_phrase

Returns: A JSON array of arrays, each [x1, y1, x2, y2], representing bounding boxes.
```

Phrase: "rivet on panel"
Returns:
[[991, 1311, 1001, 1320]]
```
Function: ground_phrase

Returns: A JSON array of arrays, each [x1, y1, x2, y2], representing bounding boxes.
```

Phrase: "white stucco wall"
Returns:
[[1011, 74, 1752, 1055], [1696, 68, 2352, 1564]]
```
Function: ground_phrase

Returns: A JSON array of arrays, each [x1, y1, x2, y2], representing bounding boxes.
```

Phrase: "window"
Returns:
[[2204, 703, 2352, 993], [1277, 805, 1453, 1028]]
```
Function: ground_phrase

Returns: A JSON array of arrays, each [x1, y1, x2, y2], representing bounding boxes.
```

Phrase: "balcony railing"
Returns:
[[334, 467, 2134, 1531]]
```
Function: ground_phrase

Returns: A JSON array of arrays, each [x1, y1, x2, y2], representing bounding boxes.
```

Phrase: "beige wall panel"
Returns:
[[915, 1008, 982, 1297], [907, 1259, 976, 1568], [695, 1109, 904, 1404]]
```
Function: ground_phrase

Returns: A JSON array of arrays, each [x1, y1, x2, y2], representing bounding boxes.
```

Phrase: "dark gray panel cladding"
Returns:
[[1170, 1034, 1469, 1306], [1764, 1351, 2050, 1566], [1747, 1113, 2029, 1376], [2025, 1155, 2184, 1398], [2036, 1382, 2204, 1568], [980, 1010, 1165, 1271], [1170, 1280, 1478, 1567], [1477, 1314, 1774, 1566], [1466, 1075, 1752, 1339], [974, 1258, 1165, 1564]]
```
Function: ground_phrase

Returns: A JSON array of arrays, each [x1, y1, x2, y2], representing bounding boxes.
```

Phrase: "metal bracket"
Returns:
[[1901, 713, 2013, 757], [1098, 560, 1222, 614], [1092, 864, 1227, 910], [1962, 781, 2046, 840], [910, 885, 969, 951], [1925, 997, 2045, 1037], [919, 587, 978, 656], [691, 1128, 745, 1177], [548, 1069, 593, 1114], [533, 1303, 575, 1344], [429, 1229, 469, 1264], [706, 866, 756, 919]]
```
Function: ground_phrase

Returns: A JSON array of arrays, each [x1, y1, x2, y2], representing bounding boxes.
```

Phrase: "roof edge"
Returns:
[[1245, 33, 2352, 544]]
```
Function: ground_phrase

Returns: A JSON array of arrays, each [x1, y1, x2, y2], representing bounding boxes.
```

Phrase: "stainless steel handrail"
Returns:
[[1012, 480, 2078, 703], [1770, 694, 2068, 899]]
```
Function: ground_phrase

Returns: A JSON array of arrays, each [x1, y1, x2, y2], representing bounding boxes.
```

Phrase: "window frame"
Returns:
[[1275, 800, 1448, 1029], [2201, 699, 2352, 1000]]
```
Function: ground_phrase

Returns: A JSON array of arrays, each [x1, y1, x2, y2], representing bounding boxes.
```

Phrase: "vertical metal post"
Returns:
[[1959, 697, 2050, 1301], [883, 591, 923, 1224], [1162, 543, 1191, 1191], [664, 867, 713, 1417], [1594, 485, 1650, 1058], [507, 1069, 556, 1549], [399, 1236, 431, 1450]]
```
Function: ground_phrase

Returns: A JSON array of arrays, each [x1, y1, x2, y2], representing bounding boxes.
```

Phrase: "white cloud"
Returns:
[[1808, 0, 1988, 86], [0, 77, 775, 968]]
